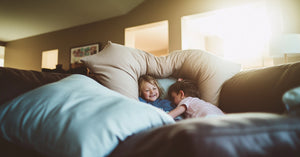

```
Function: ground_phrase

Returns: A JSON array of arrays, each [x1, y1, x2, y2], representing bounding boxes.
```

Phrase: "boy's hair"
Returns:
[[168, 79, 200, 99], [138, 74, 164, 98]]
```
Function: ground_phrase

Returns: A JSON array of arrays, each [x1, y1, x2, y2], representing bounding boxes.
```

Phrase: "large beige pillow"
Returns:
[[81, 41, 240, 105], [162, 50, 241, 105], [80, 41, 154, 99]]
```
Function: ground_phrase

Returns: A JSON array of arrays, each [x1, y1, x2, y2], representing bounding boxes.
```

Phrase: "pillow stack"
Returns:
[[81, 41, 241, 105]]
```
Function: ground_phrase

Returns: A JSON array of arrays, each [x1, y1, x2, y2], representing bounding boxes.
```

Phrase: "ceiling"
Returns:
[[0, 0, 145, 42]]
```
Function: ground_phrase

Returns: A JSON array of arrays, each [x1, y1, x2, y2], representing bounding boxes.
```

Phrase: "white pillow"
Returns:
[[0, 75, 174, 157]]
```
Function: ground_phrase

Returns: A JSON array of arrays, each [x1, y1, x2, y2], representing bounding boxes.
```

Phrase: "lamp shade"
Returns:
[[270, 33, 300, 56], [281, 33, 300, 53]]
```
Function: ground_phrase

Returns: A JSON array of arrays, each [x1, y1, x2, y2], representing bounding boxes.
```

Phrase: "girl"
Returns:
[[168, 79, 224, 119], [138, 74, 175, 112]]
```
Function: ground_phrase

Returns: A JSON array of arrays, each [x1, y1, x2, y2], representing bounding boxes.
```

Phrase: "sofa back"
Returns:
[[219, 61, 300, 114], [0, 67, 70, 105]]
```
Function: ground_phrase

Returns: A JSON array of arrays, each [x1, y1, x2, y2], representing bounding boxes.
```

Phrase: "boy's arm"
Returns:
[[168, 105, 186, 118]]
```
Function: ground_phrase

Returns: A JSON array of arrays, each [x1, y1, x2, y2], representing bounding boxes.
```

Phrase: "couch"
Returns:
[[1, 42, 300, 157]]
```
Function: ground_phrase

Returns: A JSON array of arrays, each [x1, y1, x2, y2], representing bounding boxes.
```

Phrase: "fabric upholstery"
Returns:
[[109, 113, 300, 157], [81, 41, 241, 105], [0, 67, 70, 106], [219, 61, 300, 114], [81, 41, 153, 100]]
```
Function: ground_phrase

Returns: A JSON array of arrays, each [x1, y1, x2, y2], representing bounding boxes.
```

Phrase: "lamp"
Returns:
[[270, 33, 300, 64], [281, 34, 300, 53], [281, 34, 300, 63]]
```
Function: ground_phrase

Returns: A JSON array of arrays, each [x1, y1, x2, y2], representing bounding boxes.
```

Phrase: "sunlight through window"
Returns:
[[42, 49, 58, 69], [0, 46, 4, 67], [182, 2, 272, 69]]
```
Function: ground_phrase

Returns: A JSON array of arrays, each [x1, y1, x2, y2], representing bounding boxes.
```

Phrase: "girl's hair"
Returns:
[[138, 74, 164, 98], [168, 79, 199, 99]]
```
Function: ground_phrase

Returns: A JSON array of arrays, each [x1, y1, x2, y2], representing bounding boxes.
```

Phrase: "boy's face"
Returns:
[[171, 91, 183, 105], [141, 82, 159, 102]]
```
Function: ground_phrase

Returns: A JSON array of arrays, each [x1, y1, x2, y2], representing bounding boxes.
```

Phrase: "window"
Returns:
[[125, 21, 169, 56], [42, 49, 58, 69], [0, 46, 4, 67], [182, 2, 273, 69]]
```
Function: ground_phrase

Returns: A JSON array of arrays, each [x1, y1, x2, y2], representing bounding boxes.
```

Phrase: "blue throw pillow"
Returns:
[[0, 75, 174, 157], [157, 77, 176, 99], [283, 86, 300, 114]]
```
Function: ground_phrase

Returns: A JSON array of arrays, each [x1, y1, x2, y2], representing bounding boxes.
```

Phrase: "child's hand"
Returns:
[[177, 78, 183, 81]]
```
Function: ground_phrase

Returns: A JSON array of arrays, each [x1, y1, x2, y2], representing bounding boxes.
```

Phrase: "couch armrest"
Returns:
[[218, 62, 300, 114]]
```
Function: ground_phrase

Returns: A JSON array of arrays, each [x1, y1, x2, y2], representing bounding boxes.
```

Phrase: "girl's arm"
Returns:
[[168, 105, 186, 118]]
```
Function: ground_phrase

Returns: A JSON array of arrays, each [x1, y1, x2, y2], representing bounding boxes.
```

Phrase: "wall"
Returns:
[[150, 49, 169, 57], [4, 0, 299, 71], [280, 0, 300, 33]]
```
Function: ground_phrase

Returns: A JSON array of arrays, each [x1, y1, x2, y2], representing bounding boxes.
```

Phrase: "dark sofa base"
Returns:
[[109, 113, 300, 157], [0, 137, 44, 157]]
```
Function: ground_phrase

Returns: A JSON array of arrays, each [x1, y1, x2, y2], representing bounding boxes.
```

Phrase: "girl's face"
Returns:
[[140, 81, 159, 102], [171, 91, 184, 105]]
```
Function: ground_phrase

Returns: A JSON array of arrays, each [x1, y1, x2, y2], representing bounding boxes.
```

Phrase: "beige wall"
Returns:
[[150, 49, 169, 57], [4, 0, 300, 71]]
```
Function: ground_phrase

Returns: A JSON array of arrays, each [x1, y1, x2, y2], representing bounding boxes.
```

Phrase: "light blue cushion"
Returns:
[[0, 75, 174, 157], [157, 77, 176, 99], [283, 86, 300, 113]]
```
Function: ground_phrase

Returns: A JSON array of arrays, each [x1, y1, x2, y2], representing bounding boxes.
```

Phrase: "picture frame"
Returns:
[[70, 43, 100, 64]]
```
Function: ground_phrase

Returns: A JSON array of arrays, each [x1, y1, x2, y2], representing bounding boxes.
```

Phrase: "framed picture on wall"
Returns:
[[70, 43, 100, 64]]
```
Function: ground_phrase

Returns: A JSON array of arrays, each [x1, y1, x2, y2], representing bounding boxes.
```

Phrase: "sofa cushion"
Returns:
[[157, 78, 177, 99], [109, 113, 300, 157], [219, 61, 300, 114], [81, 42, 240, 105], [282, 85, 300, 115], [0, 67, 70, 106]]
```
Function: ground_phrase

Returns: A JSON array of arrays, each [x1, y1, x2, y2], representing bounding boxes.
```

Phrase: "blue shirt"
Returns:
[[138, 97, 175, 112], [139, 97, 184, 121]]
